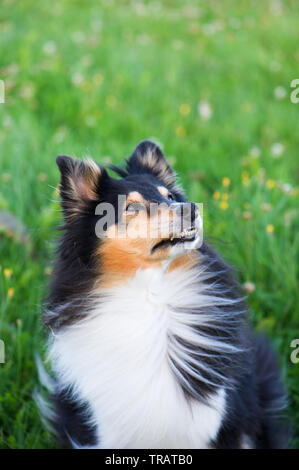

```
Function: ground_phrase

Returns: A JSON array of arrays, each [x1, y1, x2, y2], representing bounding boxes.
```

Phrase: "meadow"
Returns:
[[0, 0, 298, 448]]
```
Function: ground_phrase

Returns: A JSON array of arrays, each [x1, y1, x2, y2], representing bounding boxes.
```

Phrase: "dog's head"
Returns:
[[56, 141, 201, 279]]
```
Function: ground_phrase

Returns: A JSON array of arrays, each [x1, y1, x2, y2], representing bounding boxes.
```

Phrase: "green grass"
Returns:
[[0, 0, 298, 448]]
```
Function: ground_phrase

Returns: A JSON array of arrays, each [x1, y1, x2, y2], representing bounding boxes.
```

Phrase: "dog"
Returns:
[[38, 140, 289, 448]]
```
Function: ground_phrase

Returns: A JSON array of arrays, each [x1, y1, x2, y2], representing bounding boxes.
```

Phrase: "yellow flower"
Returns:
[[242, 171, 250, 186], [175, 125, 186, 137], [291, 188, 298, 197], [222, 193, 229, 201], [213, 190, 220, 200], [219, 201, 229, 210], [266, 224, 274, 234], [179, 103, 191, 116], [7, 287, 15, 298], [266, 179, 275, 189], [222, 177, 230, 188], [4, 268, 13, 279]]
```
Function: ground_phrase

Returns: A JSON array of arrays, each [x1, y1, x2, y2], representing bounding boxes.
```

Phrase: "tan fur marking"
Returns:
[[67, 158, 101, 204], [157, 186, 169, 198], [168, 251, 199, 273], [96, 220, 198, 287], [96, 237, 163, 287], [126, 191, 146, 205], [137, 149, 175, 185]]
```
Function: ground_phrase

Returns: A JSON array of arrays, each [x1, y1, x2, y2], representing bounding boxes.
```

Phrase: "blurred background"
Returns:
[[0, 0, 298, 448]]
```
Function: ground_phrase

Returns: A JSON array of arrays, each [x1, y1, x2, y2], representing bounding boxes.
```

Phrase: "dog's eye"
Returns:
[[168, 193, 174, 201], [125, 202, 144, 213]]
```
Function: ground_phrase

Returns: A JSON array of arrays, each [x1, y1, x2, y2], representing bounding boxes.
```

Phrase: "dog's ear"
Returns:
[[126, 140, 176, 187], [56, 155, 107, 220]]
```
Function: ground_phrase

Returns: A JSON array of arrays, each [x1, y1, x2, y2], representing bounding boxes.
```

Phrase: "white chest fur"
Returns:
[[49, 266, 226, 448]]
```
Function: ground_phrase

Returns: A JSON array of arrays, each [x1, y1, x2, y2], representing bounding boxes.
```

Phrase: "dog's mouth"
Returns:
[[152, 226, 197, 252]]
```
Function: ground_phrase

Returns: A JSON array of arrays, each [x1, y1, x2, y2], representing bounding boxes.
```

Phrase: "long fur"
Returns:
[[37, 140, 290, 449]]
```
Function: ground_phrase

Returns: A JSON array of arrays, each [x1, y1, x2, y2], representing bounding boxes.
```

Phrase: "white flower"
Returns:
[[274, 86, 286, 100], [249, 146, 261, 158], [270, 0, 283, 16], [43, 41, 57, 55], [197, 100, 213, 120], [243, 282, 255, 294], [281, 183, 292, 194], [71, 72, 84, 86], [271, 142, 284, 157]]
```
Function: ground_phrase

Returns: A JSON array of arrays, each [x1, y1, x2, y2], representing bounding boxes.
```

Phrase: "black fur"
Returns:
[[51, 387, 97, 448]]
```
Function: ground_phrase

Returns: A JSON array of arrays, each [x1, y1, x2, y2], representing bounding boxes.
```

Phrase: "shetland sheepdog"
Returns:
[[37, 140, 289, 449]]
